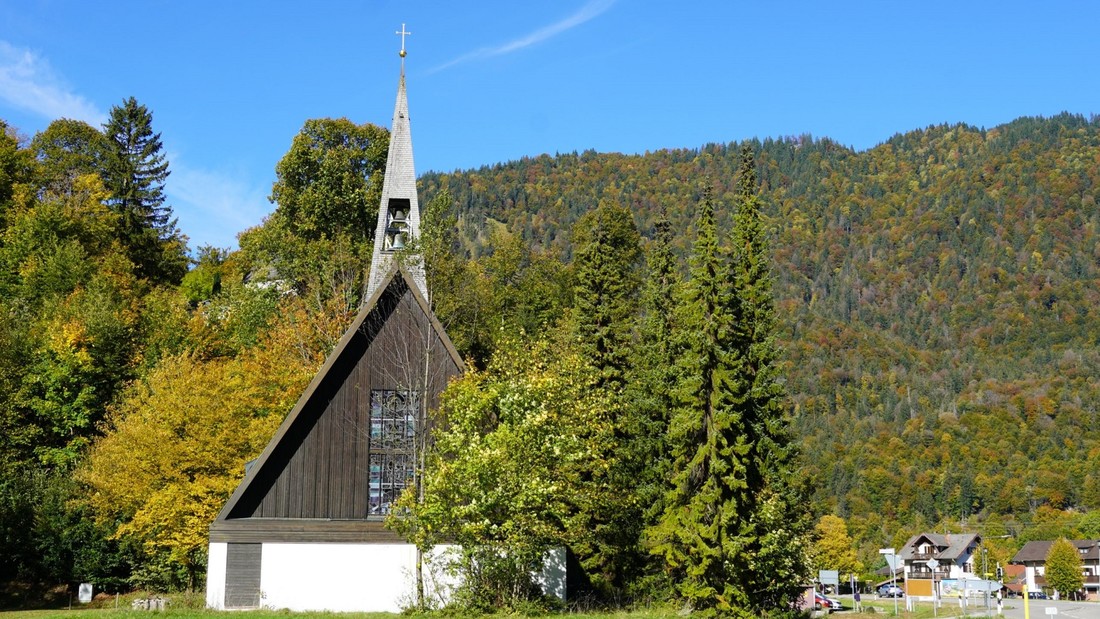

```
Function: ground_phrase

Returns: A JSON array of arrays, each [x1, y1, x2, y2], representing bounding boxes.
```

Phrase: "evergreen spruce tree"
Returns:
[[650, 185, 753, 617], [571, 199, 642, 392], [651, 159, 810, 615], [628, 205, 680, 521], [622, 205, 682, 597], [102, 97, 187, 284], [728, 145, 812, 611], [567, 198, 643, 595]]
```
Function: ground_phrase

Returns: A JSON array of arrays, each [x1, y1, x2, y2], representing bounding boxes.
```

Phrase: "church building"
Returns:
[[205, 34, 466, 612]]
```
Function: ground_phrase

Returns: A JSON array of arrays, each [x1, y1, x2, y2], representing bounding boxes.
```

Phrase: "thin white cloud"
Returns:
[[0, 41, 263, 251], [429, 0, 616, 73], [167, 157, 272, 251], [0, 41, 107, 126]]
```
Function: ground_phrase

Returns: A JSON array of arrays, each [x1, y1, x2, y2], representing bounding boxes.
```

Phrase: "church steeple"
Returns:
[[366, 25, 427, 300]]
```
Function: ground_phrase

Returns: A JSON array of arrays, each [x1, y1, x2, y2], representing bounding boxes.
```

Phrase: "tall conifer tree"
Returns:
[[651, 160, 810, 615], [571, 199, 642, 393], [568, 199, 643, 595], [621, 205, 682, 595], [628, 205, 680, 520], [102, 97, 186, 284], [650, 185, 754, 617], [728, 145, 812, 611]]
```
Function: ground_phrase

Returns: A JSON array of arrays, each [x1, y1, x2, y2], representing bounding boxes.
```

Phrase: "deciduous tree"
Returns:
[[0, 174, 141, 466], [31, 118, 111, 190], [392, 332, 618, 611], [269, 117, 388, 241], [813, 515, 862, 575], [1044, 538, 1083, 599], [0, 120, 34, 229], [79, 321, 320, 589]]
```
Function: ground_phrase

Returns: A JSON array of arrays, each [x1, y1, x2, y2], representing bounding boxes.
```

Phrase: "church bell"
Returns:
[[387, 209, 408, 251]]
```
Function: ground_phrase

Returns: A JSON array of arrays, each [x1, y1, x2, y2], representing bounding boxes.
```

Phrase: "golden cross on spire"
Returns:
[[396, 23, 411, 58]]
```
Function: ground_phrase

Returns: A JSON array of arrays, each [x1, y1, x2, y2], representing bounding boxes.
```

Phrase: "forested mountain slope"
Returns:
[[421, 113, 1100, 545]]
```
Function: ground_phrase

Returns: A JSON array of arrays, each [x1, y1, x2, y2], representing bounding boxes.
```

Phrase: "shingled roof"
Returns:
[[1011, 540, 1100, 563], [367, 63, 426, 300], [898, 532, 980, 561]]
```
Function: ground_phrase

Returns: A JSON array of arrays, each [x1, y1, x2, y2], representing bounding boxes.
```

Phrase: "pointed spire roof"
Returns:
[[367, 41, 427, 300]]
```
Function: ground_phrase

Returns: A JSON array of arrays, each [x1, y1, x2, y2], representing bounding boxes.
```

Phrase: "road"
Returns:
[[831, 596, 1100, 619], [995, 598, 1100, 619]]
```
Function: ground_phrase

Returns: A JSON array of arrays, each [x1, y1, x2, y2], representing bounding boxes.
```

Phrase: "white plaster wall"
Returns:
[[420, 545, 459, 607], [260, 543, 417, 612], [411, 545, 565, 606], [538, 547, 567, 601], [205, 542, 228, 610], [205, 541, 564, 612]]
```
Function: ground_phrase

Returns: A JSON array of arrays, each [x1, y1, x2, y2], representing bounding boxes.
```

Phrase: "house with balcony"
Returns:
[[1010, 540, 1100, 601], [897, 533, 982, 600]]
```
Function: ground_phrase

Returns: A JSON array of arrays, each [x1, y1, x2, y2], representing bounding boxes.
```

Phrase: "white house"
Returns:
[[1011, 540, 1100, 601], [897, 532, 982, 600]]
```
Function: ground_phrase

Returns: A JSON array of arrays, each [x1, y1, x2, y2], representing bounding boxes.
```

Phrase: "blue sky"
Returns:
[[2, 1, 1097, 251]]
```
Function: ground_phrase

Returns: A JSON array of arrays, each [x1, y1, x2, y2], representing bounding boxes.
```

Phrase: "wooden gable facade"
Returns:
[[210, 267, 463, 544]]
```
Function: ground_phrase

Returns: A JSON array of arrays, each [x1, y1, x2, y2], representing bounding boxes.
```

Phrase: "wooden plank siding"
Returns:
[[213, 270, 463, 537], [210, 519, 405, 544]]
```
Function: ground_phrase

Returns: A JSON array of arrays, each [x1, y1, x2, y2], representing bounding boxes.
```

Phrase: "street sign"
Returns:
[[879, 548, 899, 571], [1045, 607, 1058, 615], [927, 558, 940, 569]]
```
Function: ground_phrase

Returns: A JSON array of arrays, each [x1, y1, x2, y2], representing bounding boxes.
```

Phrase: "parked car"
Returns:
[[878, 584, 904, 598], [815, 592, 843, 610], [1027, 590, 1049, 599]]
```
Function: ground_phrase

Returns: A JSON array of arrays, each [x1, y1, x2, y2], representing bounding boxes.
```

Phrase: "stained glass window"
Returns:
[[368, 389, 419, 515]]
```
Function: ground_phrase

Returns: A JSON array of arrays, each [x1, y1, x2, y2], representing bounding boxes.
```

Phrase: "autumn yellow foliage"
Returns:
[[78, 301, 328, 585]]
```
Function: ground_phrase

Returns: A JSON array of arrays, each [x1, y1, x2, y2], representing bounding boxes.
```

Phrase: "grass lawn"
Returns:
[[0, 608, 1013, 619], [0, 592, 1018, 619], [0, 592, 689, 619], [0, 611, 689, 619], [0, 612, 398, 619]]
